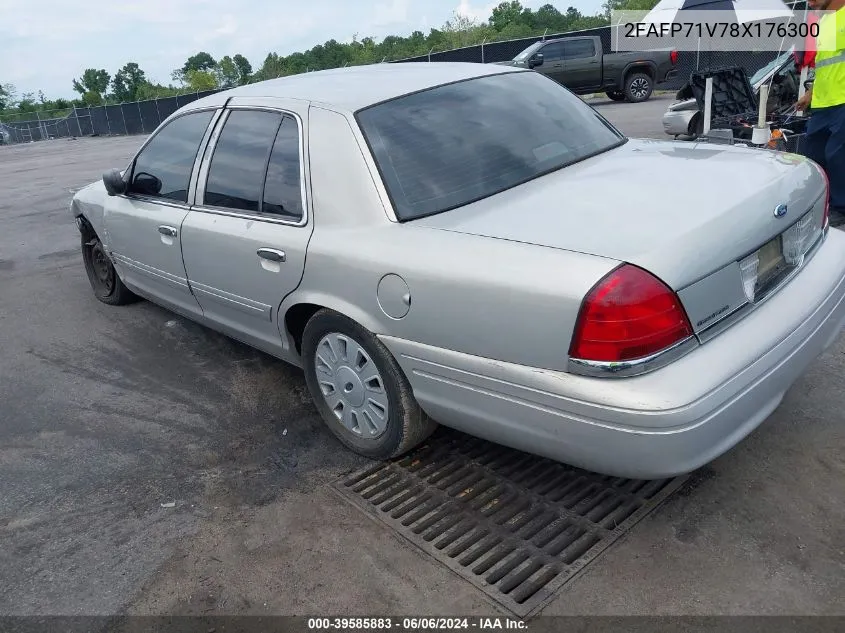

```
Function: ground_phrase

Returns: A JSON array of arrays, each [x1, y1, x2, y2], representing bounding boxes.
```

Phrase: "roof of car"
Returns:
[[184, 62, 525, 113]]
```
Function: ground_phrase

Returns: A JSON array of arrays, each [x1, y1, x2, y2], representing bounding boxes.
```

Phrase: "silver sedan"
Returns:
[[69, 62, 845, 479]]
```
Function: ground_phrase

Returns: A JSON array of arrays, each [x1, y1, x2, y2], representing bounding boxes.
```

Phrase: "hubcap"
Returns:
[[630, 78, 649, 99], [314, 332, 390, 440]]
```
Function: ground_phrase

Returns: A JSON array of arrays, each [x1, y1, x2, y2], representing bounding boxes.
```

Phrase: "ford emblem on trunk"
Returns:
[[774, 204, 788, 218]]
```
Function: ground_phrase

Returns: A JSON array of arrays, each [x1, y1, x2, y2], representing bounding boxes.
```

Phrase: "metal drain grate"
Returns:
[[332, 430, 688, 618]]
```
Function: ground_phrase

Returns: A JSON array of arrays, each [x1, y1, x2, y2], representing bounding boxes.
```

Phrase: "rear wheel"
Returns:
[[302, 309, 437, 460], [605, 90, 626, 102], [624, 72, 654, 103], [81, 233, 137, 305]]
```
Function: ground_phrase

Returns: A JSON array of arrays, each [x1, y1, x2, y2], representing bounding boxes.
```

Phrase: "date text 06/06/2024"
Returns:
[[306, 617, 528, 630]]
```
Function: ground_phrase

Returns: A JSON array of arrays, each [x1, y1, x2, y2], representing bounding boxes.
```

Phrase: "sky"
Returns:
[[0, 0, 604, 100]]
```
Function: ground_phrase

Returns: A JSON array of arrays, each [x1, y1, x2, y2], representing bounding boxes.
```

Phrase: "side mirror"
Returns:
[[132, 172, 162, 196], [528, 52, 544, 69], [102, 168, 126, 196]]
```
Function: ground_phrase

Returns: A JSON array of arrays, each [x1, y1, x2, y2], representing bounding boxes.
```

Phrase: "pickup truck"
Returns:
[[497, 35, 678, 103]]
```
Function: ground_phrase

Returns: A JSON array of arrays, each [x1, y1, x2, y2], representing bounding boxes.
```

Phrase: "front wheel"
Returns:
[[691, 113, 704, 137], [81, 233, 138, 305], [624, 73, 654, 103], [301, 309, 437, 460]]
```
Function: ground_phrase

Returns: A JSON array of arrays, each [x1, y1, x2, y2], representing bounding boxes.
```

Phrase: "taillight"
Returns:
[[670, 50, 678, 65], [569, 264, 693, 363]]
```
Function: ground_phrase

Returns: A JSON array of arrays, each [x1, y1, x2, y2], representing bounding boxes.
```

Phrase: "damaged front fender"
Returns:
[[69, 179, 109, 246]]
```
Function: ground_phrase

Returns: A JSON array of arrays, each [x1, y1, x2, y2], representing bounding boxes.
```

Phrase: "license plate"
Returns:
[[739, 236, 786, 302], [756, 236, 785, 283], [753, 236, 789, 299], [739, 207, 823, 304]]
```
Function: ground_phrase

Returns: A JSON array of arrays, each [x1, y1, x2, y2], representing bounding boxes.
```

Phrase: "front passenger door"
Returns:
[[104, 109, 218, 318], [563, 39, 601, 91], [180, 103, 313, 356], [536, 42, 567, 84]]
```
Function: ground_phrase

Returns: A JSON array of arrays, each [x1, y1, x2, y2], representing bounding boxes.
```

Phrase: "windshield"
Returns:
[[749, 51, 793, 86], [513, 41, 543, 61], [356, 71, 626, 221]]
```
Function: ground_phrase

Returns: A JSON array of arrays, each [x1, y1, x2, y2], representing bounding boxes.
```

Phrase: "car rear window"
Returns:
[[356, 71, 626, 221]]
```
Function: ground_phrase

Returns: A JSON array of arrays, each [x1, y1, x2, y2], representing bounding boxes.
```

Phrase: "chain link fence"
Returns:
[[0, 1, 810, 146], [0, 90, 221, 144]]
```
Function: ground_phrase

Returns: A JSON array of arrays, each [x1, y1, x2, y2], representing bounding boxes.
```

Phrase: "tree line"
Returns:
[[0, 0, 657, 121]]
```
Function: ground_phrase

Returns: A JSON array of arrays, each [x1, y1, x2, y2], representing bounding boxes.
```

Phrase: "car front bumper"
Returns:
[[380, 229, 845, 479], [663, 107, 697, 137]]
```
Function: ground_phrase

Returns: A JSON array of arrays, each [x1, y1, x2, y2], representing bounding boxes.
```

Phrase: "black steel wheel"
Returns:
[[81, 233, 138, 305]]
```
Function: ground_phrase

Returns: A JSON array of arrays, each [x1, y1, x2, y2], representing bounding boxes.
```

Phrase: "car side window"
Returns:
[[127, 110, 214, 203], [564, 40, 596, 60], [540, 42, 565, 61], [204, 109, 283, 212], [261, 115, 305, 221]]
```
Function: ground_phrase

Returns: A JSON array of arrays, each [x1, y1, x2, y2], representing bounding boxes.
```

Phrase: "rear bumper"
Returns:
[[660, 67, 679, 83], [381, 229, 845, 479]]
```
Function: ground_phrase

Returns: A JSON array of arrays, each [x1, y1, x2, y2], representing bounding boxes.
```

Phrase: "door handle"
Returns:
[[257, 248, 286, 263], [158, 225, 177, 237]]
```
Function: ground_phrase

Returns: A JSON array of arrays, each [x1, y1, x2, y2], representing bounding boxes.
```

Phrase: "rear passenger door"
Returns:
[[180, 100, 313, 356]]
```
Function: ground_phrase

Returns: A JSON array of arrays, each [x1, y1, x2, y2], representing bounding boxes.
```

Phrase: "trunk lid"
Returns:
[[415, 138, 825, 290]]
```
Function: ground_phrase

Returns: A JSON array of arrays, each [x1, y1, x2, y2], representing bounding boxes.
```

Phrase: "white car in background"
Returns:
[[662, 50, 809, 139]]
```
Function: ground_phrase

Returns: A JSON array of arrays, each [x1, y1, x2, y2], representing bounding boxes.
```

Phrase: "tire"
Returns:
[[302, 309, 437, 460], [674, 114, 703, 141], [624, 72, 654, 103], [690, 113, 704, 138], [81, 233, 138, 306], [605, 90, 626, 102]]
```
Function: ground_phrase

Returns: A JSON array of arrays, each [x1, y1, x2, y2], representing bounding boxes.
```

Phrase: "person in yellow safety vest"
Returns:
[[797, 0, 845, 227]]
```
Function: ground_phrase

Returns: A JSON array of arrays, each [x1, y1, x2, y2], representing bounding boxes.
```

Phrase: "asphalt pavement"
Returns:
[[0, 94, 843, 617]]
